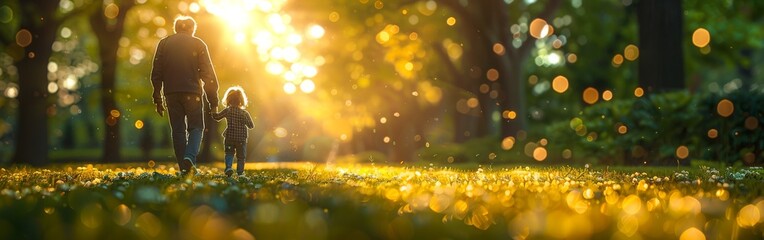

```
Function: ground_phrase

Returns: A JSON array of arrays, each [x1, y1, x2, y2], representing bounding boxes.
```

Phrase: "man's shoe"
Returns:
[[225, 168, 234, 177], [182, 157, 196, 175], [179, 158, 190, 173]]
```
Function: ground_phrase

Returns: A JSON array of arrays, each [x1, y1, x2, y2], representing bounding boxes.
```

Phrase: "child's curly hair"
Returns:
[[221, 86, 248, 109]]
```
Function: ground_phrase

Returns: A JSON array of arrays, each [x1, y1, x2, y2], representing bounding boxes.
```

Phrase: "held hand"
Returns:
[[156, 103, 165, 117]]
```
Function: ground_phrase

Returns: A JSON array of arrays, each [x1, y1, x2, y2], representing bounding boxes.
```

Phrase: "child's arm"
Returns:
[[210, 108, 227, 121], [245, 111, 255, 129]]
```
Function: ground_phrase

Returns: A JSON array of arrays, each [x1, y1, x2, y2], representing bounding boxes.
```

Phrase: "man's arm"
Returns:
[[245, 111, 255, 129], [210, 108, 227, 122], [150, 39, 166, 116], [198, 40, 219, 109]]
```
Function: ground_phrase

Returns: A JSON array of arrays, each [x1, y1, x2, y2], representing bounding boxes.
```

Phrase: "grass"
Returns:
[[0, 162, 763, 239], [48, 148, 179, 162]]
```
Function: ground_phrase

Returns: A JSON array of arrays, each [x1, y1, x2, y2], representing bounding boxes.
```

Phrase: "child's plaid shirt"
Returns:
[[211, 107, 254, 144]]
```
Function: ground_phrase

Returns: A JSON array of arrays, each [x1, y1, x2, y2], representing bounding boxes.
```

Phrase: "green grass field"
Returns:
[[1, 162, 763, 239]]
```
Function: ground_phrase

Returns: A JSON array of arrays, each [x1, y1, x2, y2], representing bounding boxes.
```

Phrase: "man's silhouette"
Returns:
[[151, 16, 218, 176]]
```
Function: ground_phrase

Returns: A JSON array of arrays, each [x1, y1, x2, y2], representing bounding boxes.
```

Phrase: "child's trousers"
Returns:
[[224, 142, 246, 174]]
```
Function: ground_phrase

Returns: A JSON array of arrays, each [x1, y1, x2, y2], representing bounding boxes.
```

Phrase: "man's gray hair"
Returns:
[[174, 16, 197, 35]]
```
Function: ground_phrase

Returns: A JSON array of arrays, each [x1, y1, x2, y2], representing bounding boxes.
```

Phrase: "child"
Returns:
[[211, 86, 255, 177]]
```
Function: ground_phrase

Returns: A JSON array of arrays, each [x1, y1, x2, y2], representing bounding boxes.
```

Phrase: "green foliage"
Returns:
[[544, 90, 764, 166], [698, 90, 764, 165]]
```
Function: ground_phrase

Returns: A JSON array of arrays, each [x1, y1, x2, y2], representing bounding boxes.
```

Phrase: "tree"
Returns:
[[414, 0, 563, 138], [11, 1, 84, 165], [684, 0, 764, 91], [635, 0, 685, 93], [89, 0, 136, 162]]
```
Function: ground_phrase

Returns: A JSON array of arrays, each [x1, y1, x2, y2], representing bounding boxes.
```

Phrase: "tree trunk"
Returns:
[[499, 56, 527, 138], [97, 44, 120, 162], [12, 2, 62, 166], [90, 0, 135, 162], [14, 47, 53, 166], [636, 0, 685, 93]]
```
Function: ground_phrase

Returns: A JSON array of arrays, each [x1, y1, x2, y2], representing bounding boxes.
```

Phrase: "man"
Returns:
[[151, 16, 219, 176]]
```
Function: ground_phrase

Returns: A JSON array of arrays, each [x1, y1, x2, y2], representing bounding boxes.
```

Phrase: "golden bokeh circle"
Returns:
[[501, 136, 515, 150], [552, 76, 569, 93], [692, 28, 711, 48], [529, 18, 552, 39], [634, 87, 644, 97], [676, 146, 689, 159], [618, 125, 628, 134], [624, 44, 639, 61], [582, 87, 599, 105], [492, 43, 505, 55], [602, 90, 613, 101], [533, 147, 547, 161], [486, 68, 499, 81], [716, 99, 734, 117], [707, 129, 718, 139]]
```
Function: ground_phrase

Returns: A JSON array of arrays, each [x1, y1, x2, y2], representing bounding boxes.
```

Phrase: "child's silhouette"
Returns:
[[211, 86, 254, 177]]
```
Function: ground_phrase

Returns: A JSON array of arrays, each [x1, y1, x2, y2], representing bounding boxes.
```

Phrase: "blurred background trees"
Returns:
[[0, 0, 762, 166]]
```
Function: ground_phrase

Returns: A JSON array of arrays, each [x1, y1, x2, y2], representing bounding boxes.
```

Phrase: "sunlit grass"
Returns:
[[0, 163, 763, 239]]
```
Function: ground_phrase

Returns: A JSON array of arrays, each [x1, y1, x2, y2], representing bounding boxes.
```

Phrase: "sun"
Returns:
[[199, 0, 325, 94]]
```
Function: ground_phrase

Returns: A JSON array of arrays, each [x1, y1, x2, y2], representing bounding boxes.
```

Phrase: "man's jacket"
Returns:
[[151, 32, 219, 108]]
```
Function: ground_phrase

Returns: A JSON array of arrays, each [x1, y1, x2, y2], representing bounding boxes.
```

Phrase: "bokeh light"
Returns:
[[624, 44, 639, 61], [675, 146, 689, 159], [602, 90, 613, 101], [329, 11, 340, 22], [486, 68, 499, 81], [501, 137, 515, 150], [737, 204, 760, 228], [582, 87, 599, 105], [716, 99, 734, 117], [104, 3, 119, 19], [707, 129, 718, 139], [617, 124, 628, 134], [307, 24, 325, 39], [612, 54, 624, 66], [283, 83, 297, 94], [493, 43, 505, 55], [274, 127, 288, 138], [16, 29, 32, 47], [446, 17, 456, 26], [552, 76, 569, 93], [679, 227, 705, 240], [567, 53, 577, 63], [634, 87, 644, 97], [300, 79, 315, 93], [692, 28, 710, 48], [529, 18, 553, 39], [0, 5, 12, 23], [532, 147, 547, 161]]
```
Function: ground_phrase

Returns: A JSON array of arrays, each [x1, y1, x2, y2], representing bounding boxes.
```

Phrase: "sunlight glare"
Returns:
[[266, 61, 285, 75], [307, 24, 325, 39], [300, 79, 316, 93], [283, 83, 297, 94], [302, 65, 318, 78]]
